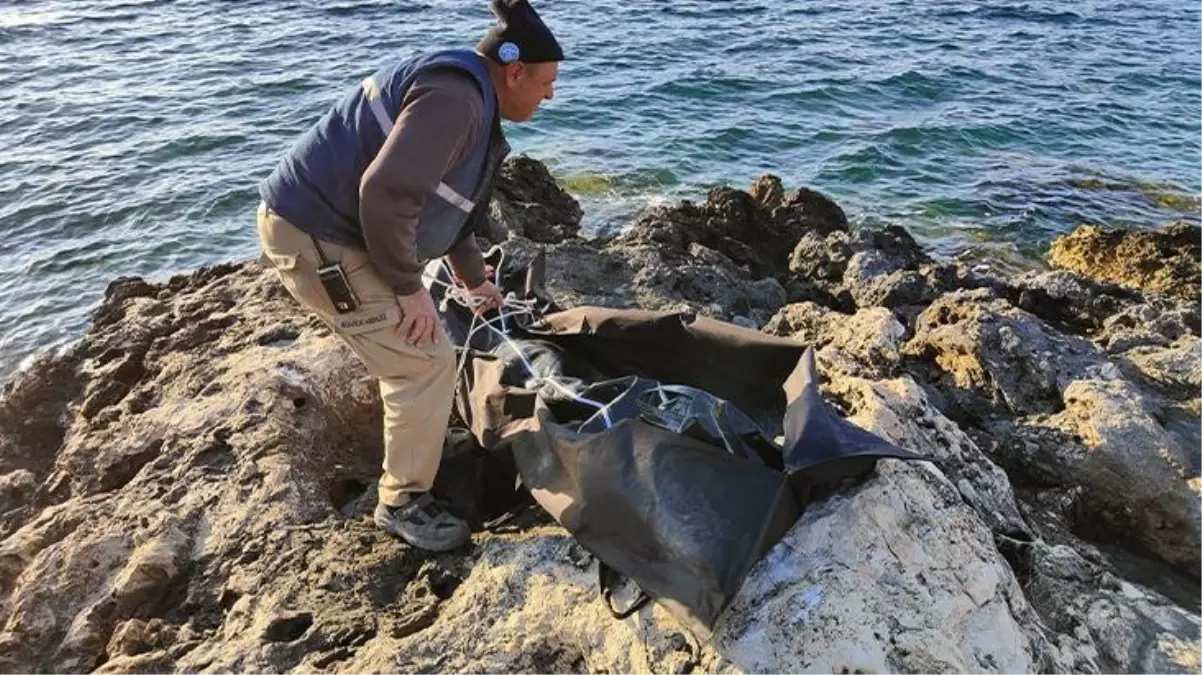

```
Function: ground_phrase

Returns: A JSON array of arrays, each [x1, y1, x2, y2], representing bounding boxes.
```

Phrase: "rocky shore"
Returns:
[[0, 156, 1198, 674]]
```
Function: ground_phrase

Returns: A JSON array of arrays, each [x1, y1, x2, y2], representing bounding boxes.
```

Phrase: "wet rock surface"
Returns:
[[0, 158, 1198, 673]]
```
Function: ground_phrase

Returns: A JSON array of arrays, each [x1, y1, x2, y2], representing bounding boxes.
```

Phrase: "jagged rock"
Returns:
[[982, 398, 1199, 583], [92, 277, 159, 328], [106, 618, 177, 659], [1049, 221, 1201, 302], [1040, 379, 1200, 574], [822, 375, 1030, 540], [0, 351, 82, 489], [853, 225, 933, 272], [711, 365, 1101, 667], [1117, 336, 1202, 399], [784, 277, 845, 311], [619, 177, 848, 279], [0, 262, 391, 673], [0, 156, 1198, 674], [903, 288, 1119, 419], [764, 303, 906, 380], [971, 419, 1088, 500], [498, 236, 787, 325], [1160, 405, 1202, 489], [762, 301, 832, 343], [788, 230, 852, 285], [903, 288, 1200, 575], [0, 470, 34, 517], [714, 460, 1054, 673], [844, 258, 941, 310], [1002, 270, 1141, 336], [0, 257, 761, 674], [486, 155, 583, 244], [1097, 298, 1201, 354], [339, 532, 727, 674], [748, 175, 785, 209], [723, 367, 1196, 674], [1024, 543, 1202, 674], [787, 225, 964, 313]]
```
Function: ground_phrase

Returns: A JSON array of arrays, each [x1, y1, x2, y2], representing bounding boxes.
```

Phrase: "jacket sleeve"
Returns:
[[445, 227, 487, 288], [358, 70, 484, 296]]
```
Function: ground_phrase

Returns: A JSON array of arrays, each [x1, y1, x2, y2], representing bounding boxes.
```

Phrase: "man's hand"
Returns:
[[467, 281, 504, 316], [396, 288, 440, 345]]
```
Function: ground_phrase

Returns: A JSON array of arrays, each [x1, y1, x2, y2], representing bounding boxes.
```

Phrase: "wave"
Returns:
[[933, 4, 1085, 24], [323, 1, 429, 17]]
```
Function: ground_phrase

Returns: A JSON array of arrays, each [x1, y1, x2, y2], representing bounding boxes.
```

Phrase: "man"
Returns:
[[255, 0, 562, 552]]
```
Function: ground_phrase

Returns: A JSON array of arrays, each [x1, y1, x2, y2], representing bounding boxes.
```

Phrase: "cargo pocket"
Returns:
[[334, 302, 452, 376], [333, 303, 401, 337]]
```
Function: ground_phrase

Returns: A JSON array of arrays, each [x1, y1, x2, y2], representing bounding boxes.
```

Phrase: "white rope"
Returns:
[[421, 262, 614, 429]]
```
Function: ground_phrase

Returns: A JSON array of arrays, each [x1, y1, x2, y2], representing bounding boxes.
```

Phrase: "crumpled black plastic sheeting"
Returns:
[[427, 245, 927, 637], [490, 335, 782, 467]]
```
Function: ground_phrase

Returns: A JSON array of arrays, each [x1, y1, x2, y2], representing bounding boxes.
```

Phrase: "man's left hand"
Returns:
[[466, 281, 504, 315]]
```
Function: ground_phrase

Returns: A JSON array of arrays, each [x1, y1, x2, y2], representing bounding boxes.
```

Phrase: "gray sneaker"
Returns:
[[373, 493, 471, 552]]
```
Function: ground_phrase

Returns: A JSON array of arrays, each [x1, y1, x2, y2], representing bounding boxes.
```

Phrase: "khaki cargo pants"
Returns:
[[256, 202, 455, 508]]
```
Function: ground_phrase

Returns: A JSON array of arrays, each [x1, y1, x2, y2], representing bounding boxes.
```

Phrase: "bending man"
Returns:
[[255, 0, 562, 551]]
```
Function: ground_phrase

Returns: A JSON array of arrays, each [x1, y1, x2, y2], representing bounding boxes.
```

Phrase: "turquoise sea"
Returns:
[[1, 0, 1199, 378]]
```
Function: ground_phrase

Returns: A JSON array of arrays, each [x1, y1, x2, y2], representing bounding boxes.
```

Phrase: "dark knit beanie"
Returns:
[[477, 0, 564, 64]]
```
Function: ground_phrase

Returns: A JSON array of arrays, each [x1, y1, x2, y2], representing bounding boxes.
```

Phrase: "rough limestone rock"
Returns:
[[619, 176, 848, 279], [750, 305, 1202, 674], [0, 258, 1051, 675], [845, 261, 940, 312], [822, 375, 1031, 542], [1024, 542, 1202, 674], [485, 155, 583, 244], [1097, 298, 1201, 354], [783, 224, 956, 314], [764, 303, 907, 381], [765, 299, 1035, 542], [785, 230, 854, 310], [713, 461, 1053, 674], [1040, 379, 1200, 573], [0, 348, 82, 489], [903, 288, 1120, 419], [902, 287, 1200, 576], [345, 530, 728, 675], [0, 470, 34, 520], [1048, 221, 1201, 302], [761, 301, 834, 344], [0, 263, 378, 673], [1115, 336, 1202, 402], [0, 262, 734, 675], [0, 157, 1197, 674], [1001, 270, 1142, 336], [838, 227, 937, 309], [497, 225, 788, 327]]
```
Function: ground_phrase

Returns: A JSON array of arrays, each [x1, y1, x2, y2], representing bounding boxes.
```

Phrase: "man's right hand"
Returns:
[[396, 288, 440, 345]]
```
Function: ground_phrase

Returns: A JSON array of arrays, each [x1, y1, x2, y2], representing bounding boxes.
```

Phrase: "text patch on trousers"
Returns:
[[334, 304, 401, 336]]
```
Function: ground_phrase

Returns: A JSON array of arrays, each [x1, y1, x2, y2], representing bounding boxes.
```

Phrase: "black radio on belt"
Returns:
[[311, 237, 359, 314]]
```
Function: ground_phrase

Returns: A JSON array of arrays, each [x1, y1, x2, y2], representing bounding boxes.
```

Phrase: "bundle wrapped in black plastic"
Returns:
[[426, 248, 925, 638]]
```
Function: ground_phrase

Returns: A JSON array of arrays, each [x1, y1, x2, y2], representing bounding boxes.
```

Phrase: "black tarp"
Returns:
[[426, 249, 925, 636]]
